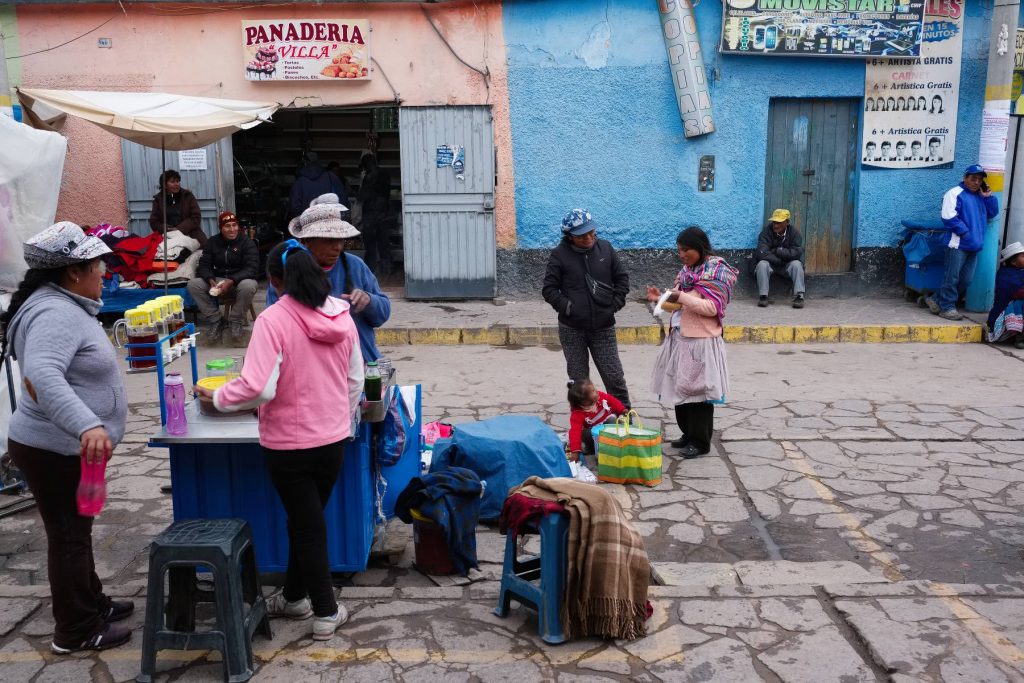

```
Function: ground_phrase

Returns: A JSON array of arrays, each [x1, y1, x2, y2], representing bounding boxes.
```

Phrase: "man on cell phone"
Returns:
[[924, 164, 999, 320]]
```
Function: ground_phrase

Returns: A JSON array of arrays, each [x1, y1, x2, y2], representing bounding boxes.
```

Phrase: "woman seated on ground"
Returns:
[[986, 241, 1024, 349]]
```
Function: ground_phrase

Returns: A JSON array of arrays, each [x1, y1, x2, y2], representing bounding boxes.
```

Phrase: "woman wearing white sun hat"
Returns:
[[265, 193, 391, 362]]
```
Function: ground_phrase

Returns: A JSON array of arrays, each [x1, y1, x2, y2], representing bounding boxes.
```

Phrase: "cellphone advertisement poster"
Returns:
[[720, 0, 926, 58], [242, 20, 370, 81], [1012, 29, 1024, 115], [861, 1, 963, 169]]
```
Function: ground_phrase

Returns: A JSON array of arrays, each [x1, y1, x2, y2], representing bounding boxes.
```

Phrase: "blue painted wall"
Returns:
[[503, 0, 991, 252]]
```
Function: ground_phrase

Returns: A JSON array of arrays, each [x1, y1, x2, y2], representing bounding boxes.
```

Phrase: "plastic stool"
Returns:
[[137, 518, 272, 683], [493, 511, 569, 644]]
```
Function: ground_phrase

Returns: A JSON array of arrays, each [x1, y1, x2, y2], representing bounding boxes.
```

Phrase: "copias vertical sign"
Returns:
[[658, 0, 714, 138]]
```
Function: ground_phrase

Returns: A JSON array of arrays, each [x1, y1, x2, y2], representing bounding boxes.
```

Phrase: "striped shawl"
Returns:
[[674, 255, 738, 321], [509, 476, 650, 640]]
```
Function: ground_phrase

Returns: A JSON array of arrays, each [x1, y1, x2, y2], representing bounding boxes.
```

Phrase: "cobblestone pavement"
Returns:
[[0, 344, 1023, 681]]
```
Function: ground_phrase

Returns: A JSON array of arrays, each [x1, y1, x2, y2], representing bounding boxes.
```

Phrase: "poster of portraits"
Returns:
[[862, 1, 963, 169]]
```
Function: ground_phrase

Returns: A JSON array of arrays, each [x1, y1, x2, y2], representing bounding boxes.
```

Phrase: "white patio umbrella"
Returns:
[[17, 88, 279, 293]]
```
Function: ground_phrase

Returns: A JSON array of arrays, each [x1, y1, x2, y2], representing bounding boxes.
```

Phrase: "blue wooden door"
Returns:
[[763, 99, 859, 273]]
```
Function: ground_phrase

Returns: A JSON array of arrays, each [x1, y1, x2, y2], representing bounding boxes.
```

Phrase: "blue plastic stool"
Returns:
[[494, 510, 569, 644]]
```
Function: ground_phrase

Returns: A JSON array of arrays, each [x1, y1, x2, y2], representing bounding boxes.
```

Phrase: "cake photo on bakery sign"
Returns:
[[242, 19, 371, 82]]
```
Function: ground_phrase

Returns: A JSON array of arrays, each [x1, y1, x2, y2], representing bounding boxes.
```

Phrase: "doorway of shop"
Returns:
[[231, 106, 403, 288], [763, 98, 859, 273]]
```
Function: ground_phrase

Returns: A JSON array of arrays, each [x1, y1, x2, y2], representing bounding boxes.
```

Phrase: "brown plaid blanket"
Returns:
[[510, 476, 650, 640]]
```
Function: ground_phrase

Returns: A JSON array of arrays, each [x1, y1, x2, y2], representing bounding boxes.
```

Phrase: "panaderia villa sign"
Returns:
[[242, 20, 370, 81]]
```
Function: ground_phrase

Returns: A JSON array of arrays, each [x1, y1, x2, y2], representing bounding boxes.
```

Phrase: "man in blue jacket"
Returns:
[[925, 164, 999, 320], [267, 193, 391, 361]]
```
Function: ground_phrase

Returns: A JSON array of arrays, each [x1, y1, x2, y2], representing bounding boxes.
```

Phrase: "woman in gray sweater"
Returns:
[[1, 222, 132, 654]]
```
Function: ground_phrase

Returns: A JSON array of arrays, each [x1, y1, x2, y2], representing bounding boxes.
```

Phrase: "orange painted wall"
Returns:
[[15, 1, 517, 246]]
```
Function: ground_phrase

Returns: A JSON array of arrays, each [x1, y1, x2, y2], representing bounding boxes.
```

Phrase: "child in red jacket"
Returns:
[[567, 379, 626, 462]]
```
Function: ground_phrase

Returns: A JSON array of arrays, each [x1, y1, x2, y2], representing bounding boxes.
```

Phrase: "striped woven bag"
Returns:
[[596, 410, 662, 487]]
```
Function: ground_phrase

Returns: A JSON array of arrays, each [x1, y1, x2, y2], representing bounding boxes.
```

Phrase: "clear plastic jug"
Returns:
[[144, 300, 170, 340], [113, 307, 158, 369], [156, 295, 187, 346], [163, 372, 188, 435]]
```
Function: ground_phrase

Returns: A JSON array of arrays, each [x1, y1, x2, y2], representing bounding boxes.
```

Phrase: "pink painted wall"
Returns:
[[16, 1, 517, 245]]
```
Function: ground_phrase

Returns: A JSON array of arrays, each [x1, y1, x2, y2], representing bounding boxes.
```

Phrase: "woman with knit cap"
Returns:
[[1, 222, 133, 654]]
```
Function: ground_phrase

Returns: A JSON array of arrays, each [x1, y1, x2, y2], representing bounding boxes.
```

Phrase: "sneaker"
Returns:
[[923, 297, 940, 314], [99, 599, 134, 623], [312, 603, 349, 641], [757, 295, 769, 307], [669, 436, 687, 449], [1014, 335, 1024, 349], [938, 309, 964, 321], [265, 592, 313, 620], [51, 621, 131, 654], [792, 294, 805, 309]]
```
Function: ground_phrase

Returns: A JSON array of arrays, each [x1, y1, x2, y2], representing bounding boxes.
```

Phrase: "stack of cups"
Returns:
[[377, 357, 393, 385]]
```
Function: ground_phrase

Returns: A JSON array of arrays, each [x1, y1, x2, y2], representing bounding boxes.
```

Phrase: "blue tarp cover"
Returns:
[[99, 286, 195, 314], [901, 221, 950, 266], [429, 415, 571, 521]]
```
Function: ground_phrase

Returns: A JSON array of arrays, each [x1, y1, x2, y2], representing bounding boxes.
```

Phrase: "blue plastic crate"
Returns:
[[168, 424, 375, 573], [905, 261, 944, 294]]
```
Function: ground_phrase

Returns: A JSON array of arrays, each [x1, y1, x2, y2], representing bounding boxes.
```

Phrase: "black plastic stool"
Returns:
[[137, 518, 272, 683]]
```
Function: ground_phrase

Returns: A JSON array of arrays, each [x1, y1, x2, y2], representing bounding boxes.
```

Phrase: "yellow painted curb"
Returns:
[[617, 326, 663, 345], [408, 328, 462, 345], [882, 325, 911, 343], [377, 323, 984, 346], [376, 329, 410, 346], [723, 326, 747, 343], [508, 327, 560, 346], [462, 327, 509, 345]]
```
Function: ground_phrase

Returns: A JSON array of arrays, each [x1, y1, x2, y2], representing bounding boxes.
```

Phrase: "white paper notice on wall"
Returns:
[[980, 107, 1010, 174], [178, 149, 208, 171]]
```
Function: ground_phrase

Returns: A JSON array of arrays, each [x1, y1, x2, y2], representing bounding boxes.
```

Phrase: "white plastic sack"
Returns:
[[0, 115, 67, 289], [569, 460, 598, 484]]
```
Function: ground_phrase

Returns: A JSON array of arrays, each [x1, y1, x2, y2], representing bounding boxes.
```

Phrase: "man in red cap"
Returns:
[[186, 211, 260, 345]]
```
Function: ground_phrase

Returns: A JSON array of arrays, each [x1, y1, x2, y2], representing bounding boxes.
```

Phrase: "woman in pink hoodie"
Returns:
[[195, 237, 364, 641]]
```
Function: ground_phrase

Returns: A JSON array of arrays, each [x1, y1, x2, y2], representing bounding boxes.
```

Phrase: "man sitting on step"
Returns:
[[753, 208, 806, 309]]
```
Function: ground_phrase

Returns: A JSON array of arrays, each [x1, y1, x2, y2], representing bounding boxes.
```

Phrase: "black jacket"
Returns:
[[195, 233, 259, 283], [754, 224, 804, 270], [542, 238, 629, 331]]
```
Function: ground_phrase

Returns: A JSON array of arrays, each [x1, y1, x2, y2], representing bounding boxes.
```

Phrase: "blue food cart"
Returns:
[[137, 326, 420, 573]]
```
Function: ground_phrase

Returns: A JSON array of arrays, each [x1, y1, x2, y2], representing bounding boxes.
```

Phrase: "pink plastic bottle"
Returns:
[[164, 373, 188, 436], [76, 455, 107, 517]]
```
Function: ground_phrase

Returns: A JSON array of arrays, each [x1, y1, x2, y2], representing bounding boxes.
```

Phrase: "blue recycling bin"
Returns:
[[901, 219, 949, 297]]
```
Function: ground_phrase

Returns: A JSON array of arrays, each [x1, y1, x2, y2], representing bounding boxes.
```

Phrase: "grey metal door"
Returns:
[[399, 106, 496, 298], [121, 138, 234, 238], [763, 98, 859, 273]]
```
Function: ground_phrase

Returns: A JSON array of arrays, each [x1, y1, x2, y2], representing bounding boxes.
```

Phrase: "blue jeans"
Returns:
[[935, 248, 978, 312]]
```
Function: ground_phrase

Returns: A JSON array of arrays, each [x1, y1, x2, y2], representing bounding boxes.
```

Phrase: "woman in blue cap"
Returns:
[[542, 209, 631, 409]]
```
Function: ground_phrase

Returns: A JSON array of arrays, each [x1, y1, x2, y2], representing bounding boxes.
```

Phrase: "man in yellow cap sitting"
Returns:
[[754, 208, 805, 309]]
